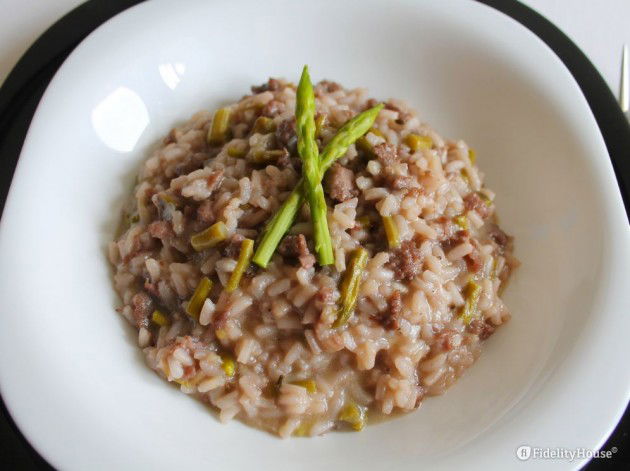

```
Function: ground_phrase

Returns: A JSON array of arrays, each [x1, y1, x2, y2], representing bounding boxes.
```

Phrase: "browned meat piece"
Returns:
[[389, 290, 403, 323], [278, 234, 315, 269], [373, 143, 398, 166], [464, 249, 483, 273], [197, 200, 214, 224], [466, 319, 481, 335], [373, 290, 403, 329], [297, 248, 316, 270], [274, 147, 292, 169], [278, 234, 303, 257], [480, 322, 496, 340], [143, 281, 160, 298], [275, 118, 296, 147], [267, 78, 281, 91], [314, 285, 335, 305], [441, 230, 470, 252], [364, 98, 379, 110], [319, 80, 342, 93], [206, 170, 224, 193], [384, 102, 412, 124], [487, 223, 512, 254], [325, 164, 358, 202], [274, 118, 298, 157], [267, 78, 282, 92], [388, 240, 423, 280], [488, 225, 508, 247], [455, 229, 470, 241], [467, 318, 496, 340], [182, 204, 196, 218], [464, 192, 492, 219], [131, 291, 153, 328], [244, 263, 259, 277], [222, 233, 245, 258], [251, 78, 281, 94], [148, 221, 173, 241], [261, 100, 285, 118], [385, 174, 415, 191], [163, 128, 177, 145]]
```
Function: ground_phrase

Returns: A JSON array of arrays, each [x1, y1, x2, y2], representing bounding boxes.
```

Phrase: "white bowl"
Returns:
[[1, 0, 629, 469]]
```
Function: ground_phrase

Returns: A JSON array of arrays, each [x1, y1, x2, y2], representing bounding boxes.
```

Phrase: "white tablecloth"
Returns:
[[1, 0, 629, 98]]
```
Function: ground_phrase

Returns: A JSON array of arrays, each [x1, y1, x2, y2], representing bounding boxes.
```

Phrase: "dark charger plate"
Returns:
[[0, 0, 628, 468]]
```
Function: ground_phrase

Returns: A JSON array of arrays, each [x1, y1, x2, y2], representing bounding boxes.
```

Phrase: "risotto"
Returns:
[[108, 74, 517, 437]]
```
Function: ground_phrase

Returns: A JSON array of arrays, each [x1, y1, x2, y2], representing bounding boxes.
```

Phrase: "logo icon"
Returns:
[[516, 445, 532, 461]]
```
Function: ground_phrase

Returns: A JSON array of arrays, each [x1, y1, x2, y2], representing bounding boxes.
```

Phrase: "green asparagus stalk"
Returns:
[[226, 238, 254, 292], [333, 247, 369, 327], [151, 310, 169, 327], [186, 277, 213, 320], [318, 104, 384, 171], [296, 66, 334, 266], [381, 215, 400, 249], [459, 279, 482, 324], [190, 221, 228, 252], [252, 103, 384, 268], [207, 107, 231, 145]]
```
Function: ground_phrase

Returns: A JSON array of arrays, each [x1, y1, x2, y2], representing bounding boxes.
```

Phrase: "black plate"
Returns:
[[0, 0, 628, 469]]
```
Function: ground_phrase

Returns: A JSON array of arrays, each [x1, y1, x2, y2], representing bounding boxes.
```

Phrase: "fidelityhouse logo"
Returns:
[[516, 445, 617, 462]]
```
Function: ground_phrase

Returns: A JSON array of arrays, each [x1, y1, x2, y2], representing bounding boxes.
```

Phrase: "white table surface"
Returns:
[[1, 0, 629, 98]]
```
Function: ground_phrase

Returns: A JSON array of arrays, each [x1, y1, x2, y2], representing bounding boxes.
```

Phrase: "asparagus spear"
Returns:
[[151, 310, 169, 327], [296, 66, 334, 266], [186, 277, 213, 320], [226, 238, 254, 292], [333, 247, 369, 327], [252, 103, 384, 268], [190, 221, 228, 252], [381, 215, 400, 249], [459, 279, 482, 324], [207, 107, 231, 145], [403, 133, 432, 151]]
